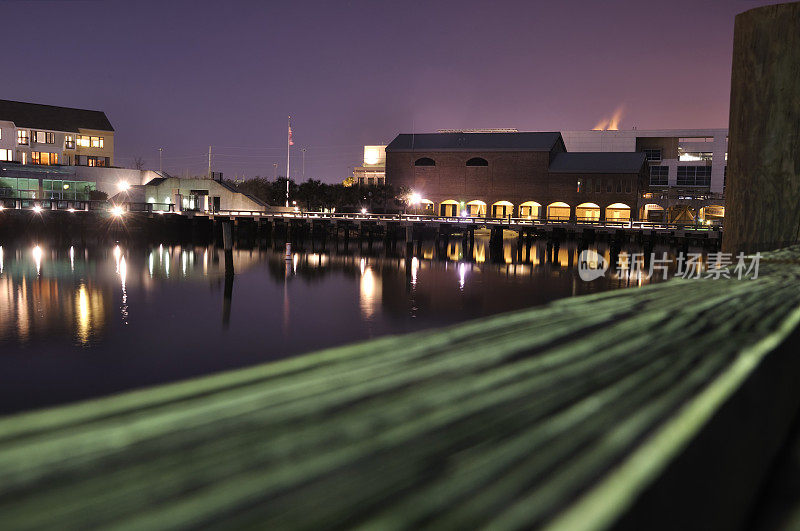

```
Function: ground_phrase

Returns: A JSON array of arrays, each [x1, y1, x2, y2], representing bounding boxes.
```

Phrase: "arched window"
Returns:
[[466, 157, 488, 167], [414, 157, 435, 166]]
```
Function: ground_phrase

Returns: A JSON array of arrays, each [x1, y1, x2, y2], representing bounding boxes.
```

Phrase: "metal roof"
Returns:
[[548, 152, 647, 174], [386, 132, 564, 152], [0, 99, 114, 132]]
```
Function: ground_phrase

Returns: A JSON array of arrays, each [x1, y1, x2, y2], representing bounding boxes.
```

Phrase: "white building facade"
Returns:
[[561, 129, 727, 194]]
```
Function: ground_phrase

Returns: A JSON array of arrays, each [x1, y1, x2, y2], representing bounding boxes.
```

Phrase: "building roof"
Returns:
[[548, 152, 647, 174], [386, 132, 564, 152], [143, 176, 270, 208], [0, 99, 114, 132]]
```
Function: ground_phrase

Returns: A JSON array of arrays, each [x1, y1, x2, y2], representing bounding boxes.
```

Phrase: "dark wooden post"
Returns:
[[723, 2, 800, 253], [222, 221, 234, 276]]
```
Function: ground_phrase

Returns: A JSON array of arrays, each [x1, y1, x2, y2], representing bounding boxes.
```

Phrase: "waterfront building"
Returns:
[[0, 99, 158, 202], [385, 131, 647, 221], [0, 99, 114, 167], [561, 128, 727, 222], [110, 176, 269, 213], [353, 145, 386, 186]]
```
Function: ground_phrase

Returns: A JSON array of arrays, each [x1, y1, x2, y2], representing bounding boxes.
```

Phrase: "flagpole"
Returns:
[[286, 115, 291, 208]]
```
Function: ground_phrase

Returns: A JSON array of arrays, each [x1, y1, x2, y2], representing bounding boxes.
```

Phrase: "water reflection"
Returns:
[[0, 236, 707, 414]]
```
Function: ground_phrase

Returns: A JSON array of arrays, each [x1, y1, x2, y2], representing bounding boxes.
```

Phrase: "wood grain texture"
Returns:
[[1, 247, 800, 530], [724, 2, 800, 254]]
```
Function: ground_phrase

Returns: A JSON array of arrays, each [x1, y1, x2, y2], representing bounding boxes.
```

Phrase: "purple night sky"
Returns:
[[2, 0, 777, 183]]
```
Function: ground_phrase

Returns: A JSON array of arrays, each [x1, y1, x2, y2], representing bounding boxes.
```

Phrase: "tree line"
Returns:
[[227, 177, 408, 213]]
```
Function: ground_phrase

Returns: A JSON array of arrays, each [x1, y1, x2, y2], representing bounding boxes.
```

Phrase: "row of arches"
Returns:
[[412, 199, 633, 221], [414, 157, 488, 167]]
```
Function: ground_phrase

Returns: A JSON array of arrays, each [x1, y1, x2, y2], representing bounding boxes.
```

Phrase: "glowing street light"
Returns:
[[409, 192, 421, 205], [111, 205, 124, 217], [32, 205, 42, 214], [117, 181, 130, 192], [361, 207, 368, 214]]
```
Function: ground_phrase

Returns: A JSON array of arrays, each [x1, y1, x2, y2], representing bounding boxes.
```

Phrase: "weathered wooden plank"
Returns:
[[1, 248, 800, 530]]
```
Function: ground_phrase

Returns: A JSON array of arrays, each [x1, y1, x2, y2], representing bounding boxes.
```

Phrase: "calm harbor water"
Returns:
[[0, 235, 695, 414]]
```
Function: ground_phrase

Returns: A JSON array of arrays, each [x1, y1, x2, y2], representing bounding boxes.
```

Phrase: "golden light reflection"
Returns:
[[119, 257, 128, 324], [411, 257, 419, 286], [0, 246, 3, 274], [76, 284, 90, 343], [69, 246, 75, 271], [32, 245, 42, 275], [359, 266, 381, 320]]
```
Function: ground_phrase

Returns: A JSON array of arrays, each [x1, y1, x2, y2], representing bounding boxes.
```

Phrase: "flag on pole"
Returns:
[[288, 124, 294, 146]]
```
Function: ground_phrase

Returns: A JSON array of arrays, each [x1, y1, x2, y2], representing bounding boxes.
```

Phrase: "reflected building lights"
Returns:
[[359, 266, 381, 320], [113, 245, 122, 273], [32, 245, 42, 275], [76, 284, 90, 344], [69, 246, 75, 271], [0, 246, 3, 274], [119, 256, 128, 324], [459, 262, 467, 290], [148, 251, 154, 278], [411, 257, 419, 286]]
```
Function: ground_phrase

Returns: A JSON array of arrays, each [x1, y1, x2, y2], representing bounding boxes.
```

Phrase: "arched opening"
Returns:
[[519, 201, 542, 219], [419, 199, 434, 214], [466, 157, 488, 167], [642, 203, 665, 222], [491, 200, 513, 218], [410, 198, 434, 215], [699, 205, 725, 225], [439, 199, 458, 217], [414, 157, 435, 166], [605, 202, 631, 221], [575, 202, 601, 221], [547, 201, 571, 221], [466, 200, 487, 217]]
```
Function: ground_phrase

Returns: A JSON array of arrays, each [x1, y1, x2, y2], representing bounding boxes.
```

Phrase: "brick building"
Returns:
[[385, 132, 647, 221]]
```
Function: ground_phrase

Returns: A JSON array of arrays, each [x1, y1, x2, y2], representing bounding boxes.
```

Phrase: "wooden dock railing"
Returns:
[[1, 245, 799, 530]]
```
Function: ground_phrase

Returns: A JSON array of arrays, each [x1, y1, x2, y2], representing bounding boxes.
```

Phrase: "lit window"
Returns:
[[77, 135, 90, 147], [17, 130, 29, 145], [678, 150, 713, 162], [31, 152, 58, 165], [32, 131, 55, 144], [65, 135, 75, 149], [92, 137, 103, 148], [0, 149, 12, 161]]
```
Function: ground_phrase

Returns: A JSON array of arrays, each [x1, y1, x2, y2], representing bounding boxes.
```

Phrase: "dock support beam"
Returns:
[[723, 2, 800, 253]]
